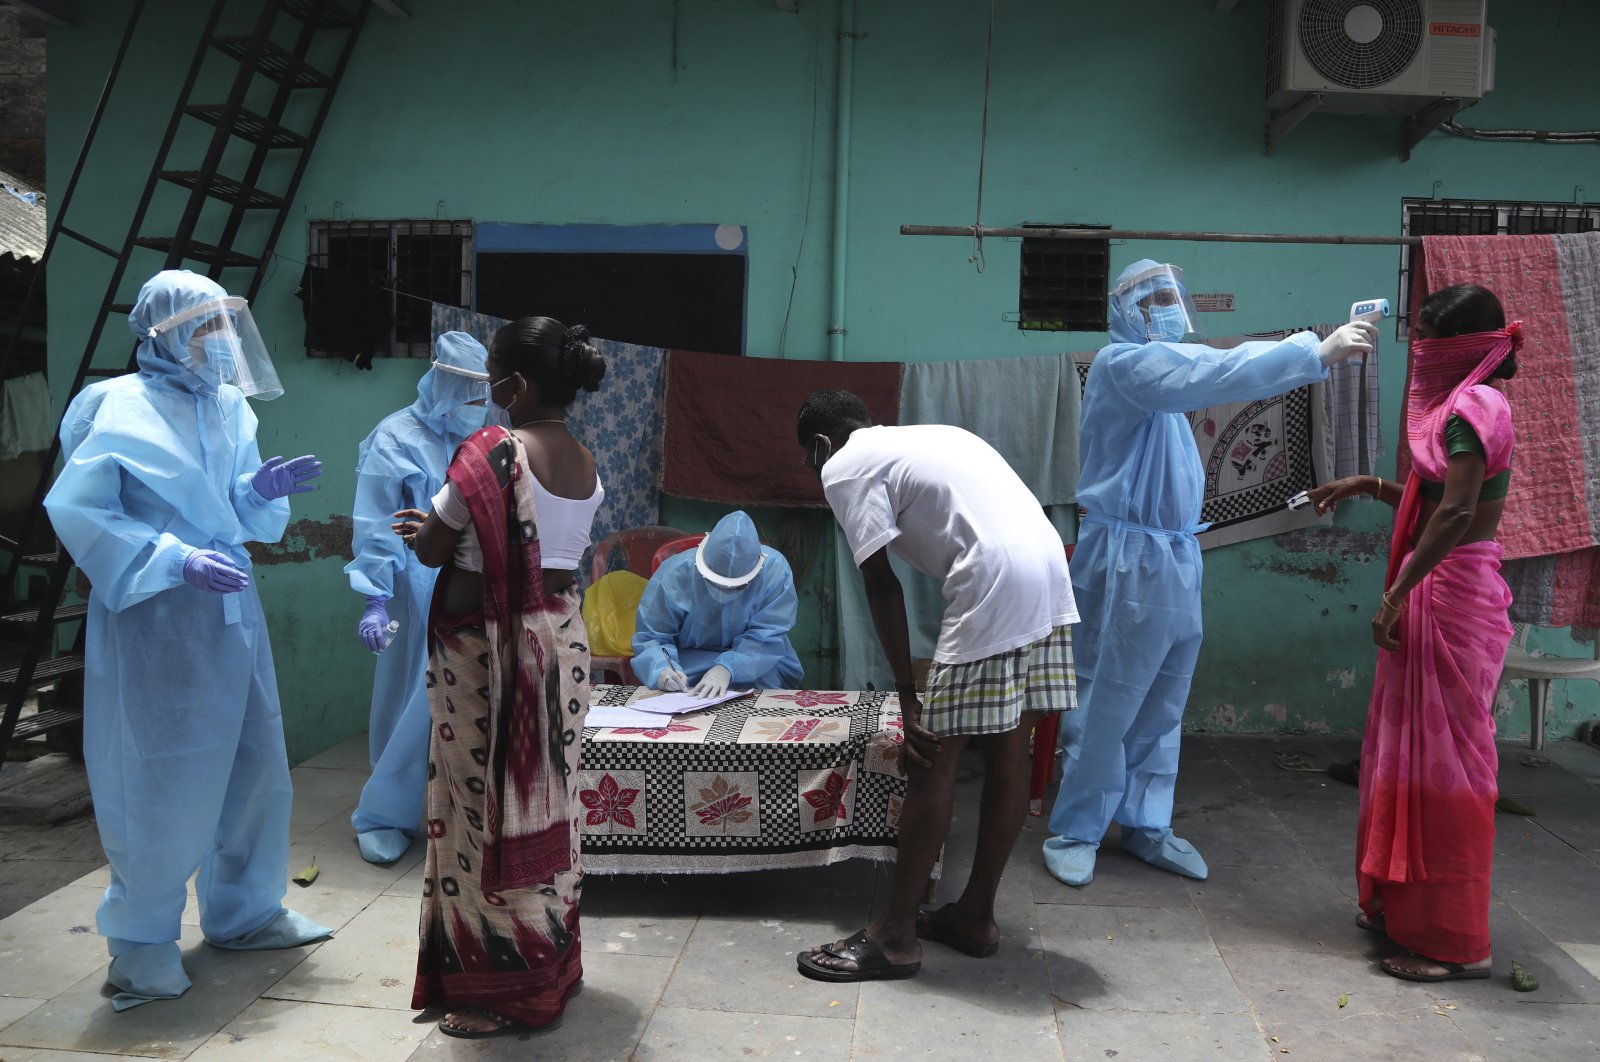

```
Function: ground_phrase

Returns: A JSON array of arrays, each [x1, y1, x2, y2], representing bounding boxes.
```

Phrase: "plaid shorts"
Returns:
[[920, 625, 1077, 738]]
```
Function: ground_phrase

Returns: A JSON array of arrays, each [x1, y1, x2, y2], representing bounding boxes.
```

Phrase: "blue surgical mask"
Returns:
[[184, 333, 240, 395], [446, 403, 488, 435], [1146, 304, 1188, 342], [706, 582, 745, 605]]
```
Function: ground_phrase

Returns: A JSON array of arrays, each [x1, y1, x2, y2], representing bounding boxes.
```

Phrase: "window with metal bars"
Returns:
[[1017, 223, 1109, 332], [1398, 198, 1599, 335], [306, 220, 472, 358]]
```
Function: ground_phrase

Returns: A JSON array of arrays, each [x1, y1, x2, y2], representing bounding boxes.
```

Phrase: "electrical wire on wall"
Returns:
[[777, 0, 824, 359], [968, 0, 996, 273], [1443, 120, 1600, 144]]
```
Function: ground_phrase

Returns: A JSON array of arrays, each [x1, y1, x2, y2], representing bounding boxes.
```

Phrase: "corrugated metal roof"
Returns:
[[0, 168, 47, 265]]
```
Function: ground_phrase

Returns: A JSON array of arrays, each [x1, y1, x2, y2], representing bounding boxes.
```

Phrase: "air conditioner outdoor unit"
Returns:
[[1267, 0, 1492, 116]]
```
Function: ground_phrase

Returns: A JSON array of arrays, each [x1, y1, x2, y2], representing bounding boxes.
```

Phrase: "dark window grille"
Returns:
[[1018, 223, 1109, 332], [307, 220, 472, 358], [1398, 198, 1600, 335]]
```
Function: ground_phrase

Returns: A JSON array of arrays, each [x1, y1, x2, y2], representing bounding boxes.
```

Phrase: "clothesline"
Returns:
[[900, 224, 1422, 247]]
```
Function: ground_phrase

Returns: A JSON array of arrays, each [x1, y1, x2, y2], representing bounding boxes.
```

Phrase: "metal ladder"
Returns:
[[0, 0, 370, 761]]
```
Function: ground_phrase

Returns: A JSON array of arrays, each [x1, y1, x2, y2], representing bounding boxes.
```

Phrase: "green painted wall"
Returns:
[[45, 0, 1600, 761]]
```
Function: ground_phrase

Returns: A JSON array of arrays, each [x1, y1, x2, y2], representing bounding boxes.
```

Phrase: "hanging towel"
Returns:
[[431, 303, 509, 351], [0, 371, 52, 459], [1318, 325, 1384, 480], [660, 350, 904, 508], [1416, 231, 1600, 626], [1073, 326, 1333, 552], [297, 264, 391, 369], [568, 339, 667, 578], [899, 351, 1081, 506]]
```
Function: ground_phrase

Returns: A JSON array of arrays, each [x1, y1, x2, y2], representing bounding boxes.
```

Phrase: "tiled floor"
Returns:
[[0, 734, 1597, 1060]]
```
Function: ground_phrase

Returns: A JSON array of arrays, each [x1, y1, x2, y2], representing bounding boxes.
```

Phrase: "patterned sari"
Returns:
[[411, 427, 591, 1026], [1356, 325, 1519, 964]]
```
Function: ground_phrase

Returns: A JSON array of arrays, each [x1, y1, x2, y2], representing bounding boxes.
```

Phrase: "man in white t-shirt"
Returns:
[[792, 389, 1078, 983]]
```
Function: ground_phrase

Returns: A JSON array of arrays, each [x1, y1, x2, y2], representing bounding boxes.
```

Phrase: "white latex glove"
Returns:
[[1317, 321, 1377, 366], [657, 668, 688, 693], [691, 664, 731, 699]]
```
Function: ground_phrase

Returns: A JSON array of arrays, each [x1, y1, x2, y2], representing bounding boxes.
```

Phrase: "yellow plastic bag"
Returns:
[[582, 570, 649, 657]]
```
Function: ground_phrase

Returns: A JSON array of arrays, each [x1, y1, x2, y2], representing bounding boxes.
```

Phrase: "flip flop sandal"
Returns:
[[1355, 913, 1386, 935], [916, 906, 1000, 958], [796, 928, 921, 983], [438, 1009, 530, 1039], [1381, 953, 1492, 983]]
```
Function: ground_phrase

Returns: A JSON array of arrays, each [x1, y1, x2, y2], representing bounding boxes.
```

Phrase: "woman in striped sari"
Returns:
[[397, 317, 607, 1035]]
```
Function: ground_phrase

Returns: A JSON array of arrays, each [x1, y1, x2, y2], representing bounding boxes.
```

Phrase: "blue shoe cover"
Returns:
[[1041, 837, 1099, 886], [207, 908, 333, 951], [357, 827, 412, 865], [1122, 827, 1209, 880], [106, 939, 190, 1011]]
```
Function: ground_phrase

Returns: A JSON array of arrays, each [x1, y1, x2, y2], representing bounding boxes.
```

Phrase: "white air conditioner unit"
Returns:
[[1267, 0, 1492, 116]]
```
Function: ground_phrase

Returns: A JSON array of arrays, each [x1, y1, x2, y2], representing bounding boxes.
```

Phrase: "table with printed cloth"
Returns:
[[577, 686, 911, 874]]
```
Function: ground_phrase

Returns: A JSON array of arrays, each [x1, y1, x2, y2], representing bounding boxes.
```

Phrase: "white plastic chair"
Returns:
[[1499, 624, 1600, 751]]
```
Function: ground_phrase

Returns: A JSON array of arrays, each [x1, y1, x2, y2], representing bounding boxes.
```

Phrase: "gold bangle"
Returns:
[[1369, 476, 1384, 497], [1382, 590, 1407, 612]]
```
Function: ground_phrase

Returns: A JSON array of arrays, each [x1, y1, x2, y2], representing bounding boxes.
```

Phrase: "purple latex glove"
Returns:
[[251, 455, 322, 500], [182, 550, 249, 594], [358, 596, 391, 653]]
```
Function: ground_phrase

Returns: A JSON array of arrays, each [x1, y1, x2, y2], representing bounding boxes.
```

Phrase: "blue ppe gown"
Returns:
[[1044, 260, 1328, 882], [631, 549, 804, 691], [344, 332, 487, 862], [44, 271, 329, 1007]]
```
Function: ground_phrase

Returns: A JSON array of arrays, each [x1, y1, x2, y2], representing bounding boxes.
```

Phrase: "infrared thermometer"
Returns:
[[1349, 298, 1391, 326]]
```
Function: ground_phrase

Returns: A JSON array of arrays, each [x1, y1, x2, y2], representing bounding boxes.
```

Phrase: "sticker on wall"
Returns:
[[1192, 293, 1236, 313], [714, 225, 745, 251]]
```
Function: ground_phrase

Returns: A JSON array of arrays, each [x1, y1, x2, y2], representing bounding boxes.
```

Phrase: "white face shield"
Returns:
[[147, 296, 283, 400], [1111, 263, 1203, 343], [430, 355, 492, 404]]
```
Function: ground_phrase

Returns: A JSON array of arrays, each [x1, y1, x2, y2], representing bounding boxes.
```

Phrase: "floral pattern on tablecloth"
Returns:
[[579, 686, 910, 873]]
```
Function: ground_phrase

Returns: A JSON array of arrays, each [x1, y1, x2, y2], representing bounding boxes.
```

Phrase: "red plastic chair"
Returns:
[[588, 525, 685, 685], [1029, 542, 1076, 816], [651, 534, 705, 574]]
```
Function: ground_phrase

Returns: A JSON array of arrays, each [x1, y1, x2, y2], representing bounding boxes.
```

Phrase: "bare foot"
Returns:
[[1381, 952, 1491, 981]]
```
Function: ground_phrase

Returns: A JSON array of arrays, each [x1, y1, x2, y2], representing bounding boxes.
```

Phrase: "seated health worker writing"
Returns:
[[630, 510, 804, 697]]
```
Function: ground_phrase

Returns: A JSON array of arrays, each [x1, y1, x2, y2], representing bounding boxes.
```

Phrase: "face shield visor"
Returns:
[[1112, 263, 1202, 343], [148, 296, 283, 399], [430, 355, 492, 433], [696, 539, 766, 604]]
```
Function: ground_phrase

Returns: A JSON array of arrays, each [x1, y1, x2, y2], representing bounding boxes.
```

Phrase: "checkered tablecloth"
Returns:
[[577, 686, 909, 875]]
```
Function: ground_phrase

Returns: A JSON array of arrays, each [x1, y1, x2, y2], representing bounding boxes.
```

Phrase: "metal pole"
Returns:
[[827, 0, 855, 360], [901, 224, 1421, 247]]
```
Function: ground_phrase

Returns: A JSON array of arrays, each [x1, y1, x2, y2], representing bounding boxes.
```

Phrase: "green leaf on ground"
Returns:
[[1511, 960, 1540, 992]]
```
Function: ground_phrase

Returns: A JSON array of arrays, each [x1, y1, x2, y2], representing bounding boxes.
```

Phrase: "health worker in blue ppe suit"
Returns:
[[44, 270, 333, 1011], [345, 332, 489, 865], [1042, 260, 1376, 886], [631, 510, 804, 696]]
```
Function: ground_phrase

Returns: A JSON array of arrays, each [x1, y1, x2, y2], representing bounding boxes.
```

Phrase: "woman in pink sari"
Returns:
[[1310, 284, 1519, 983]]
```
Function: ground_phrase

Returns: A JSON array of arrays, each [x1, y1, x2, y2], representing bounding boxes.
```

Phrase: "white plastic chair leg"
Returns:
[[1527, 678, 1550, 752]]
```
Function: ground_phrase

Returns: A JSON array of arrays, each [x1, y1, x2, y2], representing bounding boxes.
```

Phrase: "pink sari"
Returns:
[[1356, 325, 1519, 964]]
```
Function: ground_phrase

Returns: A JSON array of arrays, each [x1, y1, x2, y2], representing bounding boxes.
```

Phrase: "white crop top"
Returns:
[[430, 475, 605, 573]]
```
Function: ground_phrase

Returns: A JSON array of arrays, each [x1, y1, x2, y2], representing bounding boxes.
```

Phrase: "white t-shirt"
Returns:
[[821, 424, 1077, 665]]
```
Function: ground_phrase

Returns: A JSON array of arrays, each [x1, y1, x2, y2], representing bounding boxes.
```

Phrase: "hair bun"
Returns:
[[559, 323, 607, 393]]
